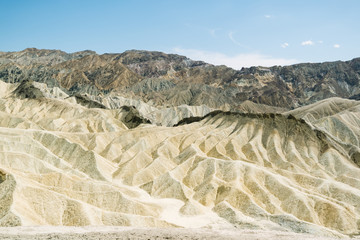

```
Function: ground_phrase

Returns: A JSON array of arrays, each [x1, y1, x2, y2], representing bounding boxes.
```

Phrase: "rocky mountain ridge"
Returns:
[[1, 48, 360, 109]]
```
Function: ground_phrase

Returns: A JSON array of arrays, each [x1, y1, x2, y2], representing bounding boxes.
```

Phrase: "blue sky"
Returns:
[[1, 0, 359, 69]]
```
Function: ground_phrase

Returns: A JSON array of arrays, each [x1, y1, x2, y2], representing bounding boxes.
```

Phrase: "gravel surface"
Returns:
[[0, 227, 356, 240]]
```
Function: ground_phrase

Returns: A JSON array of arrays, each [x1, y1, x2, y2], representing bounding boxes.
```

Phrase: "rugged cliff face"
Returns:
[[1, 48, 360, 109]]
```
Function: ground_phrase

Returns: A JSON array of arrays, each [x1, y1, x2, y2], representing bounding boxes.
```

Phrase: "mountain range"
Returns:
[[1, 48, 360, 109]]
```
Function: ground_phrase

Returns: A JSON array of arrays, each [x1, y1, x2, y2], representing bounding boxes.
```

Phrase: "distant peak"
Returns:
[[72, 50, 97, 55], [23, 48, 38, 52]]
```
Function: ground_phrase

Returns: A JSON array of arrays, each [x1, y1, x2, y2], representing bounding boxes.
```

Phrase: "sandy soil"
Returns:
[[0, 227, 357, 240]]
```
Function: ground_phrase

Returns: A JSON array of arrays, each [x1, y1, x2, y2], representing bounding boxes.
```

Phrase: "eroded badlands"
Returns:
[[0, 80, 360, 238]]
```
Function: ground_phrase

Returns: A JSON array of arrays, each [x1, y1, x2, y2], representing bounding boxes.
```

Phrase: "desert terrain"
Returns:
[[0, 49, 360, 239]]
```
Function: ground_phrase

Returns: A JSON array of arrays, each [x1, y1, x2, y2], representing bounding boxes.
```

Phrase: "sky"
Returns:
[[1, 0, 359, 69]]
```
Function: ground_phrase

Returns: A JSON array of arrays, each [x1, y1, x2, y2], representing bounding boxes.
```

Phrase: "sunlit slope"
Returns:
[[0, 93, 359, 236], [286, 97, 360, 166]]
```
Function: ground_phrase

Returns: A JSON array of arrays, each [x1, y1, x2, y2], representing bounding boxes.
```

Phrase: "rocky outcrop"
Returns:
[[114, 106, 151, 129], [73, 94, 107, 109], [11, 80, 45, 99]]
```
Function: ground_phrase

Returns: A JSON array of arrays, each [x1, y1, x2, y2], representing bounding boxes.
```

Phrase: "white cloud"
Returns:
[[333, 44, 340, 48], [228, 31, 248, 49], [281, 42, 289, 48], [318, 40, 323, 44], [172, 47, 298, 69], [301, 40, 314, 46], [265, 15, 271, 18]]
